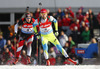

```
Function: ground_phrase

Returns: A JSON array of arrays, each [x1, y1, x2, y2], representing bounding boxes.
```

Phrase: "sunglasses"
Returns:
[[40, 13, 47, 15], [26, 17, 31, 19]]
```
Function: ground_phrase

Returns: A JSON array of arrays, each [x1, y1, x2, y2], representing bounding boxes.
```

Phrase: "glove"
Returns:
[[55, 31, 59, 36], [35, 33, 41, 39], [37, 35, 41, 39]]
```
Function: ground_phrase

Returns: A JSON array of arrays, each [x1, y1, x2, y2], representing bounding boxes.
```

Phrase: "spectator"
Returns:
[[52, 12, 57, 19], [30, 12, 34, 18], [22, 41, 27, 51], [31, 57, 37, 65], [59, 31, 68, 47], [8, 32, 14, 40], [40, 49, 45, 65], [91, 38, 97, 43], [85, 12, 89, 19], [88, 9, 97, 38], [70, 19, 80, 32], [47, 9, 52, 16], [57, 16, 62, 32], [8, 24, 14, 35], [63, 42, 71, 54], [70, 26, 79, 45], [62, 13, 71, 33], [76, 7, 84, 24], [49, 55, 56, 65], [63, 58, 70, 65], [2, 48, 13, 65], [56, 8, 64, 19], [97, 12, 100, 27], [21, 50, 27, 65], [77, 57, 83, 64], [8, 24, 15, 40], [49, 47, 56, 58], [67, 36, 75, 48], [81, 27, 90, 43], [20, 41, 29, 64], [35, 8, 40, 19], [80, 21, 87, 43], [11, 38, 18, 57], [70, 45, 77, 54], [84, 38, 98, 58], [4, 40, 15, 54], [88, 9, 95, 25], [56, 56, 63, 65], [80, 21, 86, 33], [0, 32, 6, 53], [62, 13, 71, 25], [52, 46, 61, 56], [83, 16, 90, 27], [66, 7, 74, 18], [63, 8, 67, 16], [0, 54, 3, 64]]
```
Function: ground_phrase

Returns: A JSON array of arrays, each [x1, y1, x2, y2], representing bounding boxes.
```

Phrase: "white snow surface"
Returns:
[[0, 65, 100, 69]]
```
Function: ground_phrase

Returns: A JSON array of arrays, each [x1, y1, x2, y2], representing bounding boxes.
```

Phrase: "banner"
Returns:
[[75, 43, 98, 58]]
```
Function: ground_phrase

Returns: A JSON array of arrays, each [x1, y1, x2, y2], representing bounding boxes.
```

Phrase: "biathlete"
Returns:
[[33, 9, 77, 65], [13, 13, 35, 64]]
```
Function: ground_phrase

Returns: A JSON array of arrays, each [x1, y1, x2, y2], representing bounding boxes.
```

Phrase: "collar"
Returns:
[[41, 17, 47, 23]]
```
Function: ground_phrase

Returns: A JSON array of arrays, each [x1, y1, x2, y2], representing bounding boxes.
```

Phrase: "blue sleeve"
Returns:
[[33, 19, 38, 27], [33, 23, 38, 27], [53, 19, 57, 23]]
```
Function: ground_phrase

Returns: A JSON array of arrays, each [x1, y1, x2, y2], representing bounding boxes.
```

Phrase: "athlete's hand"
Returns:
[[37, 35, 41, 39], [55, 31, 59, 36], [35, 33, 41, 39]]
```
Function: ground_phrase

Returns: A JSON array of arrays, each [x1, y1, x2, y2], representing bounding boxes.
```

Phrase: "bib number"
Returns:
[[27, 28, 29, 31]]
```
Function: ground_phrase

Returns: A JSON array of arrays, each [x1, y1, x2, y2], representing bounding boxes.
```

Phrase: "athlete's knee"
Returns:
[[42, 43, 48, 51], [19, 40, 25, 46], [27, 42, 32, 47], [27, 46, 32, 56], [56, 44, 62, 52], [27, 39, 33, 47]]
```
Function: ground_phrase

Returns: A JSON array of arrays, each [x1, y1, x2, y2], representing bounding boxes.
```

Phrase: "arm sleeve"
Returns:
[[50, 16, 58, 31], [14, 19, 23, 33], [14, 23, 18, 33], [33, 26, 38, 34], [33, 19, 39, 34]]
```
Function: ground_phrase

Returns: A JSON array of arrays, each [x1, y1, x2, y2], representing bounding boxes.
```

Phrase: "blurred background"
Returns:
[[0, 0, 100, 65]]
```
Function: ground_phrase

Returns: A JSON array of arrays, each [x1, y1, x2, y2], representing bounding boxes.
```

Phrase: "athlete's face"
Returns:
[[0, 35, 3, 39], [40, 13, 47, 19], [26, 17, 31, 23]]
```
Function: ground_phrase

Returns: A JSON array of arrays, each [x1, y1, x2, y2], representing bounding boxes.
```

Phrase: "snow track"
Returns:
[[0, 65, 100, 69]]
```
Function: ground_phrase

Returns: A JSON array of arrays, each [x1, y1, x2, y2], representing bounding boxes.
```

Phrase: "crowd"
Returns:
[[0, 7, 99, 65]]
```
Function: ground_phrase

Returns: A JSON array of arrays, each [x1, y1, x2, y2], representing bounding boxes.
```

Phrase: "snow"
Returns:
[[0, 65, 100, 69]]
